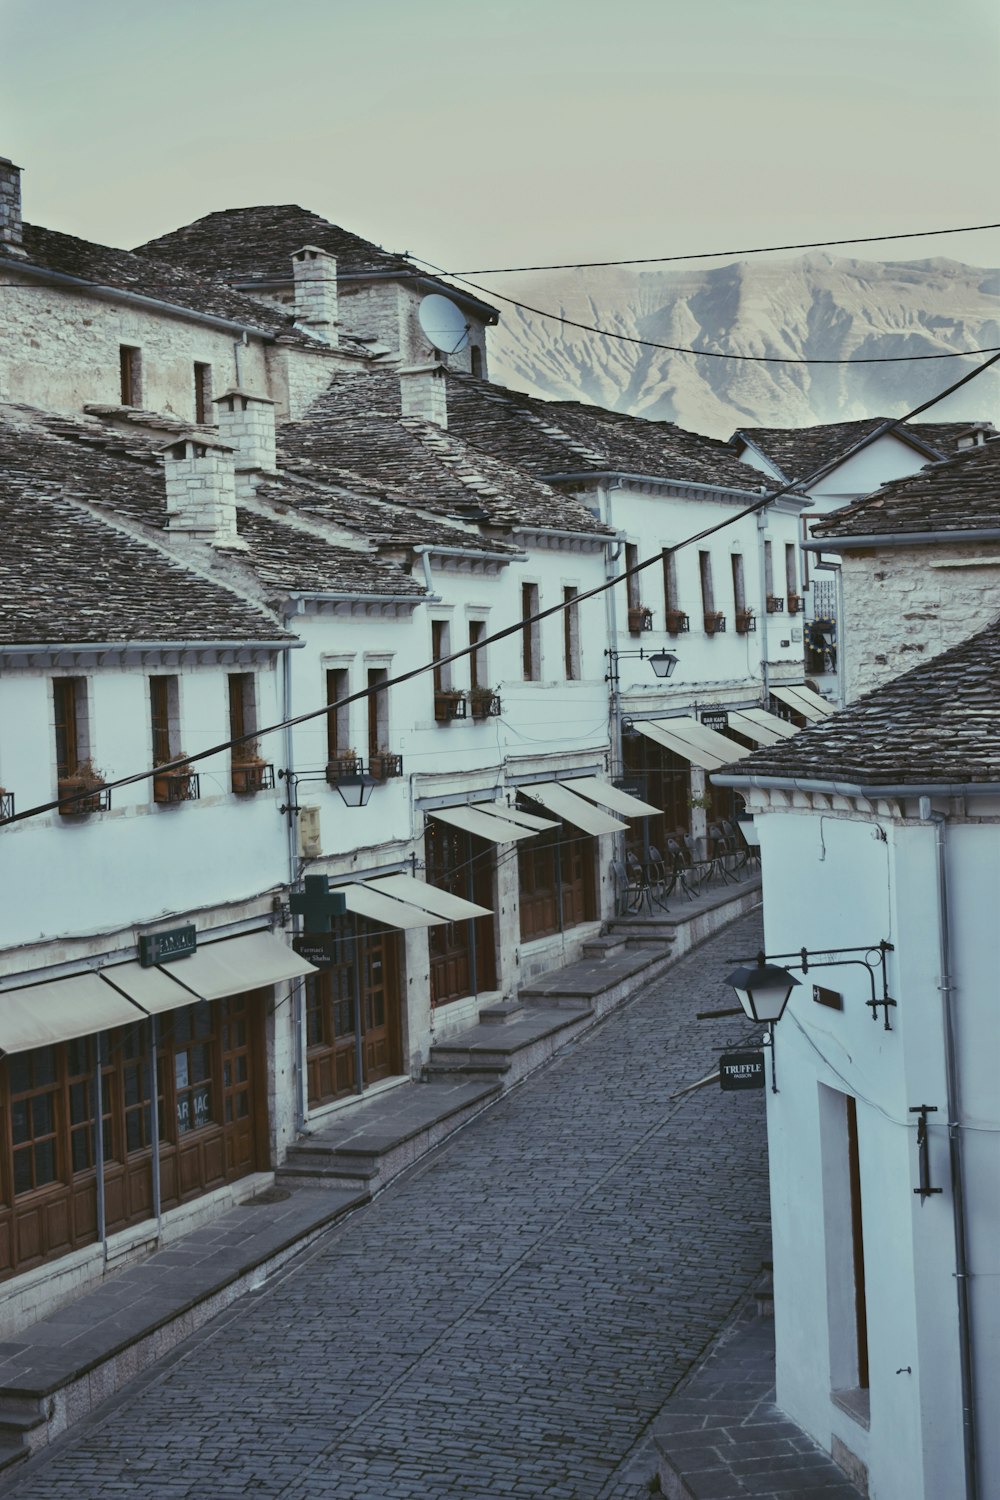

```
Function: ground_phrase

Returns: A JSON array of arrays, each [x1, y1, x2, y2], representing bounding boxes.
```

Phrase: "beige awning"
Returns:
[[428, 803, 542, 843], [518, 782, 627, 835], [633, 716, 751, 771], [487, 805, 559, 832], [725, 708, 801, 746], [151, 931, 318, 1003], [100, 961, 203, 1015], [365, 874, 491, 922], [561, 776, 661, 818], [341, 884, 442, 929], [771, 684, 835, 722], [0, 973, 145, 1054]]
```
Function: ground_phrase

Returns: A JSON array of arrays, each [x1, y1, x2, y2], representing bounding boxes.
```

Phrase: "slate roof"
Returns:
[[444, 376, 781, 494], [0, 413, 293, 645], [279, 373, 612, 539], [0, 406, 427, 618], [811, 436, 1000, 540], [731, 418, 995, 486], [714, 620, 1000, 787], [133, 205, 498, 317], [4, 224, 317, 344]]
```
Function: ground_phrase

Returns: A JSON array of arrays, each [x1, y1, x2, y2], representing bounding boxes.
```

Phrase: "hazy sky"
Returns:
[[4, 0, 999, 283]]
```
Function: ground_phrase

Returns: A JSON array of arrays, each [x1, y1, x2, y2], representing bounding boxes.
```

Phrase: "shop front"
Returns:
[[0, 930, 313, 1282], [304, 913, 402, 1107]]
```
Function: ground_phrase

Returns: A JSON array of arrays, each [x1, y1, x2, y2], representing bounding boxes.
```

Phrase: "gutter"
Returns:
[[806, 528, 1000, 552], [4, 259, 280, 340], [511, 525, 611, 544], [284, 591, 428, 607], [0, 639, 301, 655], [541, 469, 805, 507], [413, 544, 525, 564], [710, 772, 1000, 800]]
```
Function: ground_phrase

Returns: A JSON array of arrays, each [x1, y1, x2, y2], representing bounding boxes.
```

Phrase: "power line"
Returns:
[[8, 348, 1000, 830], [416, 261, 1000, 365], [414, 219, 1000, 276]]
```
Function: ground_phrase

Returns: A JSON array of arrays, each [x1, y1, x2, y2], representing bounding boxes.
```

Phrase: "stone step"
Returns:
[[0, 1441, 27, 1475], [580, 934, 628, 958], [473, 999, 525, 1024]]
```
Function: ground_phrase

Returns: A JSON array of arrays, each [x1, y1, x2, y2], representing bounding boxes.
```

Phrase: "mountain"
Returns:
[[485, 253, 1000, 438]]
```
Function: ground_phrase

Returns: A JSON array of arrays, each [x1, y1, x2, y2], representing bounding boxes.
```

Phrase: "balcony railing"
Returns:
[[787, 593, 803, 615], [153, 766, 201, 805], [627, 604, 654, 635], [368, 752, 404, 781], [326, 755, 365, 786], [664, 610, 690, 636], [704, 612, 727, 636], [735, 609, 757, 635], [231, 760, 275, 796], [57, 778, 111, 818], [434, 690, 468, 723], [469, 688, 502, 720], [0, 791, 14, 822], [766, 595, 785, 613]]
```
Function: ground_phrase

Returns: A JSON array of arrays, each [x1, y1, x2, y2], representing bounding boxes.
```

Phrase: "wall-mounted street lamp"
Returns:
[[278, 767, 375, 819], [604, 647, 679, 682], [725, 941, 896, 1031]]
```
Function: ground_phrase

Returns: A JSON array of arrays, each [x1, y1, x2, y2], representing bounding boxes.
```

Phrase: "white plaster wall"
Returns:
[[0, 278, 272, 418], [0, 658, 288, 950], [805, 433, 935, 510], [840, 544, 1000, 701], [752, 799, 1000, 1500]]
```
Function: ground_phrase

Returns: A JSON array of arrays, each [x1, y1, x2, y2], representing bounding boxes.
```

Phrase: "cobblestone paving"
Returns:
[[10, 914, 769, 1500]]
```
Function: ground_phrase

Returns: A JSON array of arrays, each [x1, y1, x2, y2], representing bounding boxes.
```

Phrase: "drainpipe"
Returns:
[[922, 802, 978, 1500], [601, 484, 627, 880], [756, 508, 771, 703], [281, 641, 307, 1136]]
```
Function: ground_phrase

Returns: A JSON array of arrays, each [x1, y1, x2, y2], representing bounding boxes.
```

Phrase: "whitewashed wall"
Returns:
[[747, 793, 1000, 1500]]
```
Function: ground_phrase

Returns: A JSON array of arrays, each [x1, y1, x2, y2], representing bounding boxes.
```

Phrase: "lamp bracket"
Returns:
[[910, 1104, 943, 1201], [728, 939, 897, 1030]]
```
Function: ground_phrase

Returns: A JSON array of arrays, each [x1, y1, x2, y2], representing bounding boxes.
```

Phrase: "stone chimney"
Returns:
[[0, 157, 25, 256], [160, 433, 246, 549], [292, 245, 338, 344], [399, 363, 448, 429], [212, 389, 277, 500]]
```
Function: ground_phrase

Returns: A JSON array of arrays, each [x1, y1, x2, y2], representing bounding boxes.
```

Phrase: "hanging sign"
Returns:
[[294, 934, 343, 969], [701, 709, 729, 733], [139, 925, 197, 968], [719, 1051, 766, 1091]]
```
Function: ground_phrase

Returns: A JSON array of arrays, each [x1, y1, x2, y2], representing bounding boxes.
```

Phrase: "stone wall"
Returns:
[[841, 541, 1000, 700]]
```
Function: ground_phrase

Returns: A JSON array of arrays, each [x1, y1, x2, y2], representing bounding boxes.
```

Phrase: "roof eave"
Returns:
[[805, 527, 1000, 551]]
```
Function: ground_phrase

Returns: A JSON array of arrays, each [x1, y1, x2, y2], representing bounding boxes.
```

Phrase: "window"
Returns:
[[470, 346, 483, 379], [431, 620, 450, 692], [764, 539, 774, 597], [521, 584, 540, 681], [53, 677, 86, 778], [119, 345, 141, 407], [194, 362, 212, 424], [698, 551, 714, 613], [785, 543, 799, 604], [845, 1095, 870, 1391], [149, 676, 180, 765], [367, 667, 388, 757], [563, 587, 580, 679], [228, 674, 265, 792], [624, 544, 641, 612], [731, 554, 746, 614], [326, 668, 350, 760], [663, 550, 678, 614], [468, 620, 486, 690], [820, 1086, 870, 1407]]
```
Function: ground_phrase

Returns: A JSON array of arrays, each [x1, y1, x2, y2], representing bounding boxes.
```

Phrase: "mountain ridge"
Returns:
[[485, 253, 1000, 438]]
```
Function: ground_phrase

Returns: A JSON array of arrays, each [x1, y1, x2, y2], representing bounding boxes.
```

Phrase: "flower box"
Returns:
[[58, 761, 110, 818], [735, 609, 756, 635], [0, 790, 12, 822], [326, 754, 365, 786], [664, 610, 690, 636], [231, 759, 274, 795], [766, 595, 785, 613], [704, 612, 726, 635], [787, 593, 803, 615], [469, 688, 501, 720], [434, 690, 467, 723], [627, 605, 653, 635], [153, 765, 200, 805], [368, 752, 403, 781]]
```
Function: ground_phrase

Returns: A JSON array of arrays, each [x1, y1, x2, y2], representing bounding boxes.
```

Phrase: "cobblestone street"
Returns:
[[8, 913, 770, 1500]]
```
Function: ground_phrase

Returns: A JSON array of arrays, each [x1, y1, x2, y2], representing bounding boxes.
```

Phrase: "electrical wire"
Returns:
[[414, 220, 1000, 276], [8, 347, 1000, 831], [413, 258, 1000, 365]]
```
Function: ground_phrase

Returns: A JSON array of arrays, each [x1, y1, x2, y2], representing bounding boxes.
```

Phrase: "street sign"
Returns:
[[701, 710, 729, 733], [289, 875, 347, 933], [138, 924, 197, 968], [719, 1051, 766, 1091]]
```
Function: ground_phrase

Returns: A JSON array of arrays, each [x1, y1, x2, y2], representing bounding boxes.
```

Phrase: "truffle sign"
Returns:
[[719, 1051, 766, 1091]]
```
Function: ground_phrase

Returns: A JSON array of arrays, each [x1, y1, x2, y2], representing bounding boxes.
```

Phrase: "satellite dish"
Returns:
[[418, 293, 470, 355]]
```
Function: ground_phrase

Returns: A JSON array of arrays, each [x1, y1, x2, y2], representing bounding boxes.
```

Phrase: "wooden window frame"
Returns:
[[193, 362, 212, 425], [563, 587, 580, 680], [326, 667, 350, 761], [119, 345, 141, 407], [521, 583, 540, 682]]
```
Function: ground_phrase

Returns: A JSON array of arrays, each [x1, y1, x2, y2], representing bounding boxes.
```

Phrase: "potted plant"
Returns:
[[58, 757, 108, 817], [735, 608, 756, 635], [231, 743, 272, 795], [434, 689, 467, 723], [153, 756, 198, 805], [627, 604, 653, 635], [766, 594, 785, 613], [703, 611, 726, 635], [469, 687, 501, 720], [326, 749, 364, 786], [664, 609, 689, 635], [787, 592, 803, 615], [368, 747, 403, 780]]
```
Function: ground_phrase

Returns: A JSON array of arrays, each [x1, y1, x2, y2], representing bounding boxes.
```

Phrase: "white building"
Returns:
[[713, 442, 1000, 1500]]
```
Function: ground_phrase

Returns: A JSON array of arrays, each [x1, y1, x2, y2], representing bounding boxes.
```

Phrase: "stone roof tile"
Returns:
[[733, 418, 994, 485], [812, 436, 1000, 539]]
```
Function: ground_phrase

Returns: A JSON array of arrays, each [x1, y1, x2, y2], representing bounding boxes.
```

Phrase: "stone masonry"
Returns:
[[292, 246, 339, 344]]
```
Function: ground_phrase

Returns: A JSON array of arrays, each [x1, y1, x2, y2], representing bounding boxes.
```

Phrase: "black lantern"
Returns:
[[336, 776, 375, 809], [647, 649, 679, 679], [725, 954, 799, 1023]]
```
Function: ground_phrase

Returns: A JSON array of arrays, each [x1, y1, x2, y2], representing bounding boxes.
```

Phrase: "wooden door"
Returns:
[[306, 920, 402, 1105], [362, 931, 399, 1083], [425, 825, 496, 1006]]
